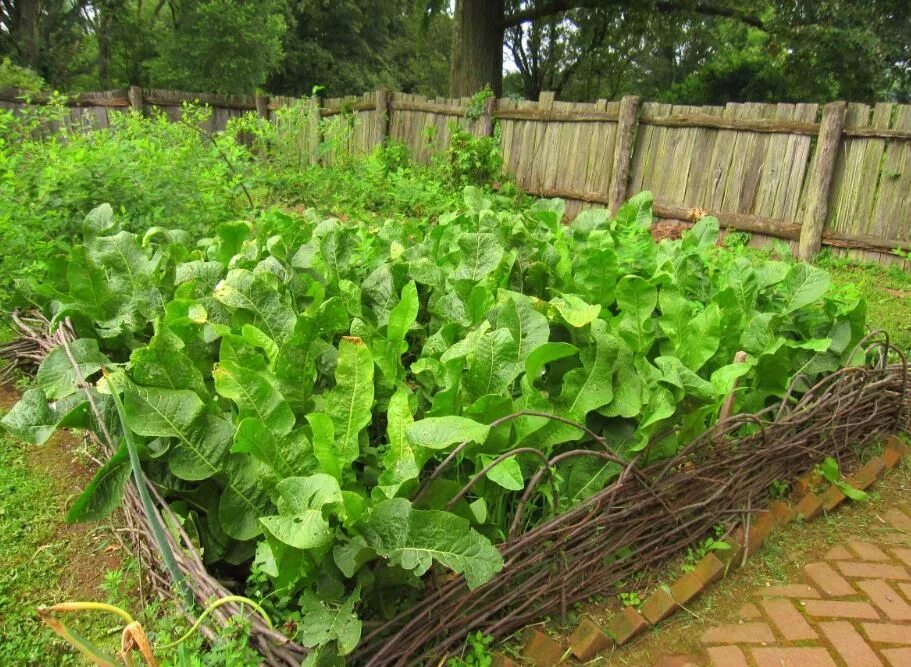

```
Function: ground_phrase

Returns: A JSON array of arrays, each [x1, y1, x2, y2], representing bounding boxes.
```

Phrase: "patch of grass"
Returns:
[[0, 432, 125, 664], [820, 255, 911, 351]]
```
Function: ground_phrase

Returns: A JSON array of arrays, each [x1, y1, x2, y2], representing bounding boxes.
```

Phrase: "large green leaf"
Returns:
[[676, 303, 721, 371], [362, 498, 504, 589], [464, 328, 519, 399], [778, 263, 831, 314], [213, 269, 296, 343], [406, 416, 490, 450], [213, 360, 295, 437], [299, 588, 362, 656], [66, 442, 130, 522], [376, 389, 419, 499], [616, 275, 658, 353], [260, 475, 342, 550], [0, 389, 90, 445], [123, 385, 231, 481], [496, 294, 550, 365], [36, 339, 109, 400], [323, 337, 374, 472], [218, 454, 274, 541], [233, 417, 310, 478], [451, 233, 504, 282]]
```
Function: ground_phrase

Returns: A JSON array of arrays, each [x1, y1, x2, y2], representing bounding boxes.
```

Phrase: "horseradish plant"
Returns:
[[2, 190, 866, 657]]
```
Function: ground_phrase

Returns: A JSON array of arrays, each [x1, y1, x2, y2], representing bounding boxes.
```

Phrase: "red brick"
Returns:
[[568, 616, 611, 661], [848, 542, 891, 561], [521, 629, 564, 666], [857, 579, 911, 620], [739, 511, 777, 556], [805, 561, 856, 596], [803, 599, 881, 619], [738, 603, 761, 619], [882, 648, 911, 667], [655, 655, 701, 667], [825, 545, 854, 560], [760, 598, 817, 640], [641, 587, 678, 625], [818, 621, 884, 667], [793, 470, 822, 499], [714, 536, 744, 570], [882, 448, 903, 470], [884, 508, 911, 532], [671, 554, 725, 605], [605, 606, 648, 645], [751, 647, 837, 667], [821, 485, 847, 512], [759, 584, 820, 599], [848, 457, 887, 490], [837, 561, 911, 581], [706, 645, 748, 667], [491, 654, 520, 667], [769, 500, 795, 525], [796, 492, 824, 521], [700, 622, 775, 645], [886, 435, 911, 456], [862, 622, 911, 644]]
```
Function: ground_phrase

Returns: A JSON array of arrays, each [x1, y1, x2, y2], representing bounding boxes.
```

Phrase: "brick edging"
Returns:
[[501, 435, 909, 665]]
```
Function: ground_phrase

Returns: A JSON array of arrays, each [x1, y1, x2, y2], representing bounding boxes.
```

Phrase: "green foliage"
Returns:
[[2, 185, 867, 654], [816, 456, 869, 502], [441, 125, 503, 187], [0, 58, 46, 91], [0, 104, 255, 305], [447, 631, 494, 667], [148, 0, 288, 95]]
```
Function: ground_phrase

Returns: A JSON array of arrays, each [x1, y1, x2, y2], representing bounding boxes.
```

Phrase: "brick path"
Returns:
[[672, 507, 911, 667]]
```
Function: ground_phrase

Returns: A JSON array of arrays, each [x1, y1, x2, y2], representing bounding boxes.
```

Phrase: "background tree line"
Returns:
[[1, 0, 909, 104]]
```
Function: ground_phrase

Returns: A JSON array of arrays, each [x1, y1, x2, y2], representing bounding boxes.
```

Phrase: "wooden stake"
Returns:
[[798, 101, 847, 261], [609, 95, 641, 214]]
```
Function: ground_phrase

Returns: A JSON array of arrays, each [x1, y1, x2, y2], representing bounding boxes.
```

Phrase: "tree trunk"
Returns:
[[450, 0, 505, 97]]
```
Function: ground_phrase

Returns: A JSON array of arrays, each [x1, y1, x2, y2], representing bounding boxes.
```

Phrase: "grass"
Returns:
[[0, 421, 133, 664]]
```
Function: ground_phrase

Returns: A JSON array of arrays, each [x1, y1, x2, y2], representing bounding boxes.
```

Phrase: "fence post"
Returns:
[[609, 95, 641, 214], [127, 85, 143, 113], [479, 95, 496, 137], [255, 94, 270, 120], [798, 100, 847, 262], [310, 94, 323, 165], [375, 88, 389, 147]]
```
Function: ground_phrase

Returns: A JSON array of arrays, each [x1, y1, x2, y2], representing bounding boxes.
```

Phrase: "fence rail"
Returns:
[[4, 85, 911, 265]]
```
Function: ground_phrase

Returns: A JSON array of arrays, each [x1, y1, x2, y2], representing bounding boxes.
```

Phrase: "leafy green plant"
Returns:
[[618, 591, 642, 607], [2, 189, 867, 656], [816, 456, 869, 501], [769, 479, 790, 499], [447, 631, 494, 667]]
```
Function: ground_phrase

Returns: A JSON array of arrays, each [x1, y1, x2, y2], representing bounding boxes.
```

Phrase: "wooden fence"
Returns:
[[3, 86, 911, 264]]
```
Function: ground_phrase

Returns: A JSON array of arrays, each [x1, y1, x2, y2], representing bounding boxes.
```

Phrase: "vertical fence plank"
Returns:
[[374, 88, 389, 147], [608, 95, 640, 213], [255, 94, 269, 120], [798, 101, 848, 261], [128, 85, 143, 113]]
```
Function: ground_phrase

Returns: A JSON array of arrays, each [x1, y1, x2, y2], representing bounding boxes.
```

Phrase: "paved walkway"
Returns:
[[667, 507, 911, 667]]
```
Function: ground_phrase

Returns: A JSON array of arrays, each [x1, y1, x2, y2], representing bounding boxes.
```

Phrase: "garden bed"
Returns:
[[6, 316, 908, 665]]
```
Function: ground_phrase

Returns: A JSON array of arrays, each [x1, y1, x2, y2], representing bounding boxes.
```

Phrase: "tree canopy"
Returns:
[[0, 0, 908, 103]]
